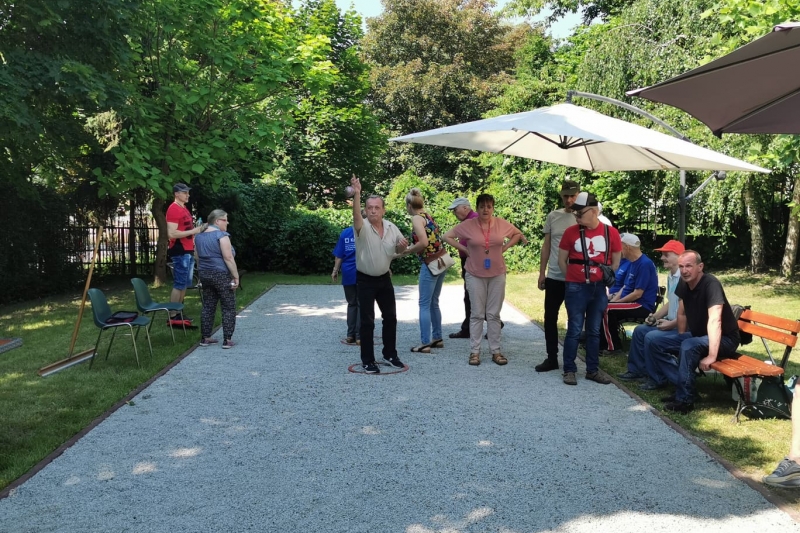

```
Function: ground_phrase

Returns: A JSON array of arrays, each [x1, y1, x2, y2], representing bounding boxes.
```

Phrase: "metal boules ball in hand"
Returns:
[[345, 186, 355, 198]]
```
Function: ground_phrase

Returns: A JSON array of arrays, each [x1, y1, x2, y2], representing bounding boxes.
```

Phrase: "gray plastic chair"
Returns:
[[131, 277, 186, 344], [87, 288, 153, 368]]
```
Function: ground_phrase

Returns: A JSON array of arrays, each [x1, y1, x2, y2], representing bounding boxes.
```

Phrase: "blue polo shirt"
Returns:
[[332, 227, 357, 286], [619, 254, 658, 311]]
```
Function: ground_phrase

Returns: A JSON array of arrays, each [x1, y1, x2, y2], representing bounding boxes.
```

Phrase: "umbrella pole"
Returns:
[[568, 91, 719, 245], [567, 91, 691, 141], [679, 170, 686, 244]]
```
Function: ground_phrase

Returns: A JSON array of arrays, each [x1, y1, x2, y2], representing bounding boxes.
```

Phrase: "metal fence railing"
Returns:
[[66, 220, 160, 276]]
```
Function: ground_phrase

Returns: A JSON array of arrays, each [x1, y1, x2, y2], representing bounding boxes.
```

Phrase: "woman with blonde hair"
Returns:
[[195, 209, 239, 349], [404, 188, 447, 353]]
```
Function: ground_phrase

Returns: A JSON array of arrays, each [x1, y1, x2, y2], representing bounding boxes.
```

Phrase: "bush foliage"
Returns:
[[0, 184, 84, 304]]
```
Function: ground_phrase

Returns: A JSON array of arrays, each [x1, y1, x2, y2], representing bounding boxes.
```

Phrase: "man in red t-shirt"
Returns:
[[167, 183, 206, 323], [557, 192, 621, 386]]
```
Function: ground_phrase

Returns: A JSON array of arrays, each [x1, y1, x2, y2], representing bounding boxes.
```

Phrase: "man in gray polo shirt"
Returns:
[[351, 175, 409, 374], [535, 179, 579, 372]]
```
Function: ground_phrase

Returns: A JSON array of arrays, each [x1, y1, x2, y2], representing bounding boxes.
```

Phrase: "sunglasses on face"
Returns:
[[573, 209, 588, 218]]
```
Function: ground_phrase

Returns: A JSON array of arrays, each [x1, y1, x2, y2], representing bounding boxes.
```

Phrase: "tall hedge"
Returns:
[[0, 184, 84, 304]]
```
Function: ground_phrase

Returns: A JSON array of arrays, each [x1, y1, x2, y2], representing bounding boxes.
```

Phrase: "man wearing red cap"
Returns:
[[616, 239, 684, 387]]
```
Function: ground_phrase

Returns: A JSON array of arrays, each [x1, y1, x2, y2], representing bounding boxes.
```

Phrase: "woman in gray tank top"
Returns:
[[195, 209, 239, 349]]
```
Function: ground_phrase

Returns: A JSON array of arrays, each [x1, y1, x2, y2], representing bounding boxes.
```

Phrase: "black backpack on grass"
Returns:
[[731, 304, 753, 345]]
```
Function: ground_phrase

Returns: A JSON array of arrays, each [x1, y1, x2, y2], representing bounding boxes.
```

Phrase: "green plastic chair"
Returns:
[[87, 288, 153, 368], [131, 278, 186, 344]]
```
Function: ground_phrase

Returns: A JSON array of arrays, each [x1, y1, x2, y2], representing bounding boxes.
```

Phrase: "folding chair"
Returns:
[[131, 278, 186, 345], [87, 288, 153, 368]]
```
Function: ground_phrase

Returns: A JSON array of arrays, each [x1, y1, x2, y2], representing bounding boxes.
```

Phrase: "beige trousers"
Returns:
[[465, 272, 506, 355]]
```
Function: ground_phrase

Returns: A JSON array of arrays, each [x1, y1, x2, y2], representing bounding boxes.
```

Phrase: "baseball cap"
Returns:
[[572, 192, 599, 210], [448, 197, 471, 210], [620, 233, 641, 247], [560, 179, 580, 195], [173, 183, 191, 193], [654, 239, 685, 255]]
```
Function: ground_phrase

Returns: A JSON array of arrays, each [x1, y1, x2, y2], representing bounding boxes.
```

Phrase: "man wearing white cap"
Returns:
[[557, 192, 621, 386], [599, 232, 658, 355]]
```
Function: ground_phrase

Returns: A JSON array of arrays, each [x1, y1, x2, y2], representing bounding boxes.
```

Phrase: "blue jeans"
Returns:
[[645, 331, 692, 388], [649, 333, 739, 403], [418, 263, 445, 344], [563, 281, 608, 374], [171, 253, 195, 290], [627, 325, 681, 378]]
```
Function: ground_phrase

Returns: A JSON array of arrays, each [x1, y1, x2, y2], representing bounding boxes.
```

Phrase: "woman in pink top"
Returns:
[[443, 194, 526, 366]]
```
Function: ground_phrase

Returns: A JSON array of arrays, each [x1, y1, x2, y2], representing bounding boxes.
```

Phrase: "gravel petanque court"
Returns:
[[1, 284, 798, 532]]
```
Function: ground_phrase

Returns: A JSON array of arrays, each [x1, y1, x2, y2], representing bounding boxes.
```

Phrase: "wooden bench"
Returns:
[[710, 309, 800, 421]]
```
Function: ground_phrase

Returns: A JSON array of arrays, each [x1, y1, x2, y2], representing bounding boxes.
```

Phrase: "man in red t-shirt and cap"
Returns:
[[166, 183, 206, 325]]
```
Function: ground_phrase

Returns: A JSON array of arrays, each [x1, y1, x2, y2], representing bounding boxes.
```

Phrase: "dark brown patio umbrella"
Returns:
[[627, 22, 800, 136]]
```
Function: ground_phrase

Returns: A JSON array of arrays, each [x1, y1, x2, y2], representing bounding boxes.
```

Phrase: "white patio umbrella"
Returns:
[[389, 103, 769, 173]]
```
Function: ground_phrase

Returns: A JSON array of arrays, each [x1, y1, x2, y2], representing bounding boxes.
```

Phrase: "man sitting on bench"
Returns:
[[617, 239, 684, 388], [647, 250, 740, 413], [599, 233, 658, 355]]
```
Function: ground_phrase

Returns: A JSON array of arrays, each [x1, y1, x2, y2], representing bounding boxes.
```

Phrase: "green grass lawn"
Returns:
[[0, 273, 339, 491], [505, 269, 800, 508], [1, 268, 799, 510]]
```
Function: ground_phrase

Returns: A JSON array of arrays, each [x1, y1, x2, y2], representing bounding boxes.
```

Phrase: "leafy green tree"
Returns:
[[0, 0, 132, 197], [277, 0, 385, 206], [504, 0, 636, 25], [702, 0, 800, 275], [90, 0, 336, 282], [363, 0, 531, 191], [549, 0, 784, 271]]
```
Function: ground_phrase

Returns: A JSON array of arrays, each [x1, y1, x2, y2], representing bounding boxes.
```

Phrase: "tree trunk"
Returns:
[[781, 175, 800, 278], [152, 197, 169, 287], [129, 198, 137, 277], [744, 182, 766, 273]]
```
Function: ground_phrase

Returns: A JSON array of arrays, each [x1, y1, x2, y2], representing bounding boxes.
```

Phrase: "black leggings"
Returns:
[[199, 270, 237, 341]]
